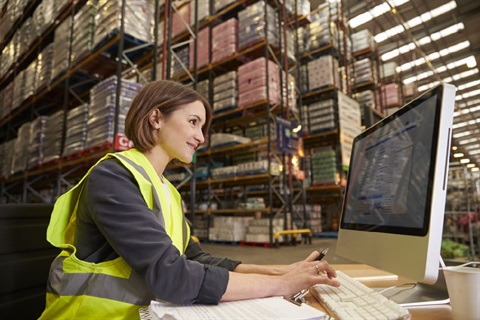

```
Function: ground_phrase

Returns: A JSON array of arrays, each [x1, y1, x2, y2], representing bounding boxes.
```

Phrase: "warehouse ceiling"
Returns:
[[309, 0, 480, 171]]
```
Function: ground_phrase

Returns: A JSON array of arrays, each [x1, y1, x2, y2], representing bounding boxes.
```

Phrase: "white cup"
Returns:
[[443, 264, 480, 320]]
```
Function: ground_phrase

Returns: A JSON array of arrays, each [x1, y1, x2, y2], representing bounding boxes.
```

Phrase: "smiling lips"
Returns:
[[187, 142, 198, 150]]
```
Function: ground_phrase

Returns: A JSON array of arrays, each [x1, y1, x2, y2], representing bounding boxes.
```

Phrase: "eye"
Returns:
[[189, 119, 197, 126]]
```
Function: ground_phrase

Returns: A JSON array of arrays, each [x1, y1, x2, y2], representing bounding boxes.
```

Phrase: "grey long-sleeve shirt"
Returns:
[[74, 158, 241, 305]]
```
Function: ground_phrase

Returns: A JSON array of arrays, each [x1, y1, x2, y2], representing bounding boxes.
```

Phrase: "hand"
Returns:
[[280, 259, 340, 296], [273, 250, 325, 275]]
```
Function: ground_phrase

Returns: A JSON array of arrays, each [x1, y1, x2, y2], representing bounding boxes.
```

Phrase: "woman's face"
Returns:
[[157, 100, 206, 163]]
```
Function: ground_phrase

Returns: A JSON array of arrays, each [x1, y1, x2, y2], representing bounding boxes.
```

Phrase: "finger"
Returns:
[[305, 251, 320, 262], [316, 261, 337, 278]]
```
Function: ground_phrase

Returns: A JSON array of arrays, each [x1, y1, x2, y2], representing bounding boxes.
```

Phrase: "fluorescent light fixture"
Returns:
[[452, 146, 457, 150], [452, 119, 480, 129], [453, 153, 464, 158], [464, 143, 480, 150], [466, 164, 476, 168], [404, 55, 477, 85], [469, 149, 480, 155], [349, 0, 410, 29], [381, 23, 464, 61], [454, 105, 480, 117], [374, 1, 457, 43], [456, 89, 480, 101], [458, 80, 480, 91], [460, 158, 470, 164], [397, 41, 470, 73], [472, 167, 479, 172], [458, 138, 479, 145]]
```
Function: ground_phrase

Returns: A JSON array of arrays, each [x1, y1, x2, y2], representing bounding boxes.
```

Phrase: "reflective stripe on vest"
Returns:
[[46, 255, 151, 306]]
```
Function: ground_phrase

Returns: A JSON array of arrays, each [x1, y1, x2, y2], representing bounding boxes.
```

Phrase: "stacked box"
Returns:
[[306, 6, 337, 52], [211, 165, 237, 179], [213, 71, 236, 112], [13, 122, 31, 174], [380, 61, 398, 79], [64, 104, 89, 156], [352, 29, 375, 54], [403, 83, 417, 98], [2, 82, 13, 119], [190, 0, 209, 23], [353, 90, 375, 108], [293, 204, 322, 234], [296, 27, 306, 54], [51, 16, 72, 79], [193, 215, 209, 239], [298, 65, 308, 93], [23, 59, 38, 101], [379, 83, 402, 109], [28, 116, 48, 168], [310, 150, 339, 185], [32, 0, 55, 37], [208, 216, 253, 242], [42, 110, 65, 163], [196, 79, 209, 100], [12, 70, 25, 111], [353, 58, 375, 85], [171, 46, 189, 76], [210, 133, 250, 148], [0, 41, 15, 79], [211, 18, 237, 64], [245, 217, 289, 243], [36, 43, 54, 91], [189, 27, 209, 69], [307, 55, 339, 90], [71, 1, 97, 63], [237, 57, 280, 108], [213, 0, 236, 13], [284, 0, 310, 16], [1, 140, 15, 178], [94, 0, 153, 46], [238, 197, 265, 210], [238, 2, 278, 50], [171, 2, 190, 39], [237, 160, 280, 176], [17, 17, 35, 57], [86, 76, 143, 149], [302, 99, 336, 134]]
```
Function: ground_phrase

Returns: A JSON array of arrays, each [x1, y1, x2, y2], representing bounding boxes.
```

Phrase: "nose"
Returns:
[[195, 127, 205, 144]]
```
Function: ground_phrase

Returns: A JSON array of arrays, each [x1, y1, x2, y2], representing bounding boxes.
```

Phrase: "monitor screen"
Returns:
[[336, 84, 456, 285]]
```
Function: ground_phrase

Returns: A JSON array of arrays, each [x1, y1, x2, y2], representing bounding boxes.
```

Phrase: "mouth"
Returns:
[[187, 142, 197, 151]]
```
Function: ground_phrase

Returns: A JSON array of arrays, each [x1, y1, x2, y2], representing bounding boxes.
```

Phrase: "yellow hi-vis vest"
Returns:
[[39, 148, 191, 320]]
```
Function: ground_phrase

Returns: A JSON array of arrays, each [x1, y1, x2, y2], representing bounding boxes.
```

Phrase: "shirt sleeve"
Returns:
[[185, 238, 241, 271], [76, 158, 229, 305]]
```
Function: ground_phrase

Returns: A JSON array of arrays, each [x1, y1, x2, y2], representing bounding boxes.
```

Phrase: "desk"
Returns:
[[306, 264, 453, 320]]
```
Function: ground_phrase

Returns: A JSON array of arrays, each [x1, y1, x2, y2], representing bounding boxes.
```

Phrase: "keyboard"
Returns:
[[311, 271, 411, 320]]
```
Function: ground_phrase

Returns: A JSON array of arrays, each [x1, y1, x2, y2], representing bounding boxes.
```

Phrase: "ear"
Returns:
[[148, 109, 162, 130]]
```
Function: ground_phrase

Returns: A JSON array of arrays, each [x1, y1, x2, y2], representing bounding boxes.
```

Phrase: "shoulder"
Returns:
[[88, 158, 136, 187]]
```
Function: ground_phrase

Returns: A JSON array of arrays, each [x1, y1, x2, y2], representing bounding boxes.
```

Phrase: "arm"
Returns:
[[223, 260, 339, 301]]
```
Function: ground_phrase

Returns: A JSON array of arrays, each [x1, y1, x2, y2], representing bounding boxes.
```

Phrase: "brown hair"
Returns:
[[125, 80, 212, 152]]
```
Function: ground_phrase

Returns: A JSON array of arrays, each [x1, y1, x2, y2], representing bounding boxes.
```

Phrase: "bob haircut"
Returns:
[[125, 80, 212, 152]]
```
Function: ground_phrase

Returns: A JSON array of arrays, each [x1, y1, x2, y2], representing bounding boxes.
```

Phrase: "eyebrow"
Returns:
[[190, 114, 204, 124]]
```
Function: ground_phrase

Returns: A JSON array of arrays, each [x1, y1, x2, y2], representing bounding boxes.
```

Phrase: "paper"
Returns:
[[148, 296, 326, 320]]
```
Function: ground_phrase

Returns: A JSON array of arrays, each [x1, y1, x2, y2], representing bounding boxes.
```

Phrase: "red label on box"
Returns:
[[114, 134, 134, 151]]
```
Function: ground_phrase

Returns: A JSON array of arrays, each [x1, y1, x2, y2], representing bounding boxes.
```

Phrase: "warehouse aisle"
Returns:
[[201, 238, 356, 265]]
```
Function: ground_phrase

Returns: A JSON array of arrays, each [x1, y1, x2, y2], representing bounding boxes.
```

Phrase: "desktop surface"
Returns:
[[307, 264, 453, 320]]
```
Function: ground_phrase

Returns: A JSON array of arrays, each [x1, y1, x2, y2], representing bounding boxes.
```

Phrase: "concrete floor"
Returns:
[[200, 238, 357, 265]]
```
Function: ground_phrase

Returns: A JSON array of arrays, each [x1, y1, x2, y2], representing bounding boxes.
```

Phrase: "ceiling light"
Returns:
[[454, 105, 480, 117], [374, 1, 457, 43], [452, 146, 457, 150], [381, 23, 464, 62], [464, 144, 480, 150], [458, 138, 479, 145], [456, 89, 480, 101], [469, 149, 480, 155], [471, 167, 479, 172], [466, 164, 476, 168], [453, 153, 464, 158], [405, 56, 477, 85], [452, 119, 480, 129], [397, 41, 469, 72], [349, 0, 410, 28], [460, 158, 470, 164]]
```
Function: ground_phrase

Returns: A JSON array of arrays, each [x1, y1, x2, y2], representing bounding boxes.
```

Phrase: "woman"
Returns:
[[40, 80, 339, 319]]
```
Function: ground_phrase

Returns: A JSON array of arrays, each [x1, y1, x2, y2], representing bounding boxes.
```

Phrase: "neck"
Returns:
[[143, 147, 170, 179]]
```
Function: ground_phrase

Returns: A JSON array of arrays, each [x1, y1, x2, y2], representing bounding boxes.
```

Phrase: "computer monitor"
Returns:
[[336, 84, 456, 287]]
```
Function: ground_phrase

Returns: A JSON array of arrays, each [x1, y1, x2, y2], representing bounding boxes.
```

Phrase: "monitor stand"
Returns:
[[376, 268, 450, 307]]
